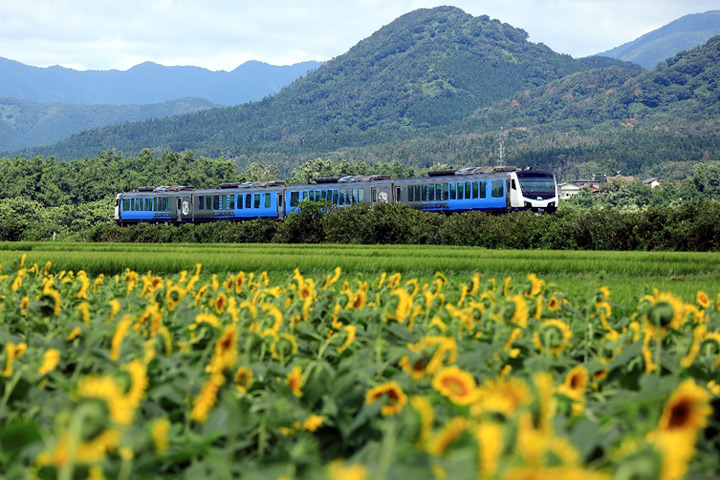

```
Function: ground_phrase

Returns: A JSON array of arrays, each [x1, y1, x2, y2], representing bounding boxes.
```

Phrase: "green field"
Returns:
[[1, 242, 718, 307]]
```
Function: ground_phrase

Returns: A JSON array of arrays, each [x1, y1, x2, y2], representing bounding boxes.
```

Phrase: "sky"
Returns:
[[1, 0, 718, 71]]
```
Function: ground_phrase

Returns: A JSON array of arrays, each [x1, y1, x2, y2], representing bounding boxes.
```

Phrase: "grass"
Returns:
[[1, 242, 718, 306]]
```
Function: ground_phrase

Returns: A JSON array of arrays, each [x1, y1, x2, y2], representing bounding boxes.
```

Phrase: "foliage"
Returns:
[[1, 260, 720, 478], [0, 150, 241, 207]]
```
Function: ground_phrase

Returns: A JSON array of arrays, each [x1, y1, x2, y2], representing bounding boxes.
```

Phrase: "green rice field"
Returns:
[[1, 242, 718, 306]]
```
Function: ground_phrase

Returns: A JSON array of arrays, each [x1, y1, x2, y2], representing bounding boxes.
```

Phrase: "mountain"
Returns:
[[22, 6, 613, 161], [13, 7, 720, 181], [0, 58, 321, 106], [0, 97, 218, 152], [598, 10, 720, 69]]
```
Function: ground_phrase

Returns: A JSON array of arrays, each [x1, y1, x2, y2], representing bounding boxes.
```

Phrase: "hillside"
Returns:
[[599, 10, 720, 69], [0, 58, 321, 106], [12, 7, 720, 182], [22, 6, 609, 162], [0, 97, 218, 152]]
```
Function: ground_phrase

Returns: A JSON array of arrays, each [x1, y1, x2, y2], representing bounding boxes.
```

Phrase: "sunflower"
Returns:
[[38, 348, 60, 375], [327, 460, 368, 480], [165, 285, 184, 311], [190, 373, 225, 423], [77, 375, 134, 425], [432, 365, 477, 406], [270, 332, 298, 361], [214, 292, 227, 314], [473, 377, 530, 417], [427, 417, 467, 455], [657, 379, 711, 438], [525, 273, 544, 298], [209, 324, 238, 372], [110, 316, 134, 362], [547, 296, 562, 312], [365, 381, 407, 416], [558, 366, 589, 401], [234, 367, 253, 393], [533, 319, 572, 357], [302, 414, 324, 432], [337, 325, 356, 353], [410, 396, 434, 445], [151, 418, 170, 454], [697, 290, 711, 309], [287, 365, 304, 398], [700, 331, 720, 367], [506, 295, 529, 328], [474, 421, 503, 478], [641, 291, 687, 340], [322, 267, 342, 290], [122, 360, 148, 409]]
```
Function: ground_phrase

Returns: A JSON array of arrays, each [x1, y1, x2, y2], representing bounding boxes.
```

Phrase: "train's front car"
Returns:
[[511, 169, 558, 213]]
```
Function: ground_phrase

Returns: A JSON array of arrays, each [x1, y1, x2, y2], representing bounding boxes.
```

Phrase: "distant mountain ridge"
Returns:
[[599, 10, 720, 69], [0, 58, 322, 106], [26, 6, 618, 161], [0, 96, 218, 152]]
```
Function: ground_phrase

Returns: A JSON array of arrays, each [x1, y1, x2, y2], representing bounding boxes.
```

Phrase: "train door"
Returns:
[[277, 193, 284, 219], [177, 195, 192, 222], [371, 185, 392, 203]]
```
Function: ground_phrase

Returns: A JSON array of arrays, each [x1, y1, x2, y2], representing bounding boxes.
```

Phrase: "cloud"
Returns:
[[0, 0, 717, 70]]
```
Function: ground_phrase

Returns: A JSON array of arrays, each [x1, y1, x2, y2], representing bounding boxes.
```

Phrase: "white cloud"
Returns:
[[0, 0, 717, 70]]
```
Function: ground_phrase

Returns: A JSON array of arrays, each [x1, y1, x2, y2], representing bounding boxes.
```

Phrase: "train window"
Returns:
[[246, 194, 252, 209], [254, 194, 260, 209], [372, 188, 377, 203], [264, 194, 271, 208], [480, 182, 486, 198], [472, 182, 479, 199], [238, 195, 244, 209], [332, 190, 339, 204], [123, 199, 129, 211], [199, 196, 204, 210], [443, 184, 449, 201], [396, 187, 402, 202], [230, 195, 235, 209], [450, 183, 456, 200], [492, 180, 504, 198], [421, 185, 427, 201], [290, 192, 298, 207], [464, 182, 471, 199], [408, 185, 414, 202], [211, 196, 217, 210], [457, 183, 464, 199]]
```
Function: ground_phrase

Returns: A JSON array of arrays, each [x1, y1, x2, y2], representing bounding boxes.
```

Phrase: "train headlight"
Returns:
[[524, 201, 532, 209], [548, 202, 555, 208]]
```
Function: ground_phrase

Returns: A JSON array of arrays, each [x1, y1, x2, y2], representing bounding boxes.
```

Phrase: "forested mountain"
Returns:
[[22, 6, 624, 162], [0, 57, 321, 105], [599, 10, 720, 69], [11, 6, 720, 182], [459, 34, 720, 179], [0, 96, 218, 152]]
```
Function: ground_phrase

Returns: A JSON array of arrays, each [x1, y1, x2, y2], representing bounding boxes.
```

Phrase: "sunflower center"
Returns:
[[442, 377, 469, 396], [668, 399, 691, 429]]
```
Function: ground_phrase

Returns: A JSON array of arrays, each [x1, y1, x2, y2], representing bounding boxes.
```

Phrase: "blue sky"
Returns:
[[1, 0, 718, 71]]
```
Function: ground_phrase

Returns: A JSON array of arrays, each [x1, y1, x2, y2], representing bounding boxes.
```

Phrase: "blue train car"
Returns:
[[115, 166, 558, 225]]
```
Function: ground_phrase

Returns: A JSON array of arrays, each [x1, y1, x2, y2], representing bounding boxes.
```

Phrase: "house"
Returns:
[[558, 179, 601, 200], [643, 177, 660, 189], [558, 182, 581, 200]]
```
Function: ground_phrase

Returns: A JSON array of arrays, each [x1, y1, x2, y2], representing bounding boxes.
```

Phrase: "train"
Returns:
[[114, 166, 558, 225]]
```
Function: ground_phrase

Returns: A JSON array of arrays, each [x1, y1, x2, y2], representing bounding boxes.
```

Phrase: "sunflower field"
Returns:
[[1, 254, 720, 480]]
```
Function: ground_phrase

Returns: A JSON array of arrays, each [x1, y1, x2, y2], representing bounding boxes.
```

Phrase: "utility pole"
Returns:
[[497, 128, 505, 166]]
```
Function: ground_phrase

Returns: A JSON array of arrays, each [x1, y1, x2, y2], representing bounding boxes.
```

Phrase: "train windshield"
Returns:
[[516, 173, 556, 198]]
